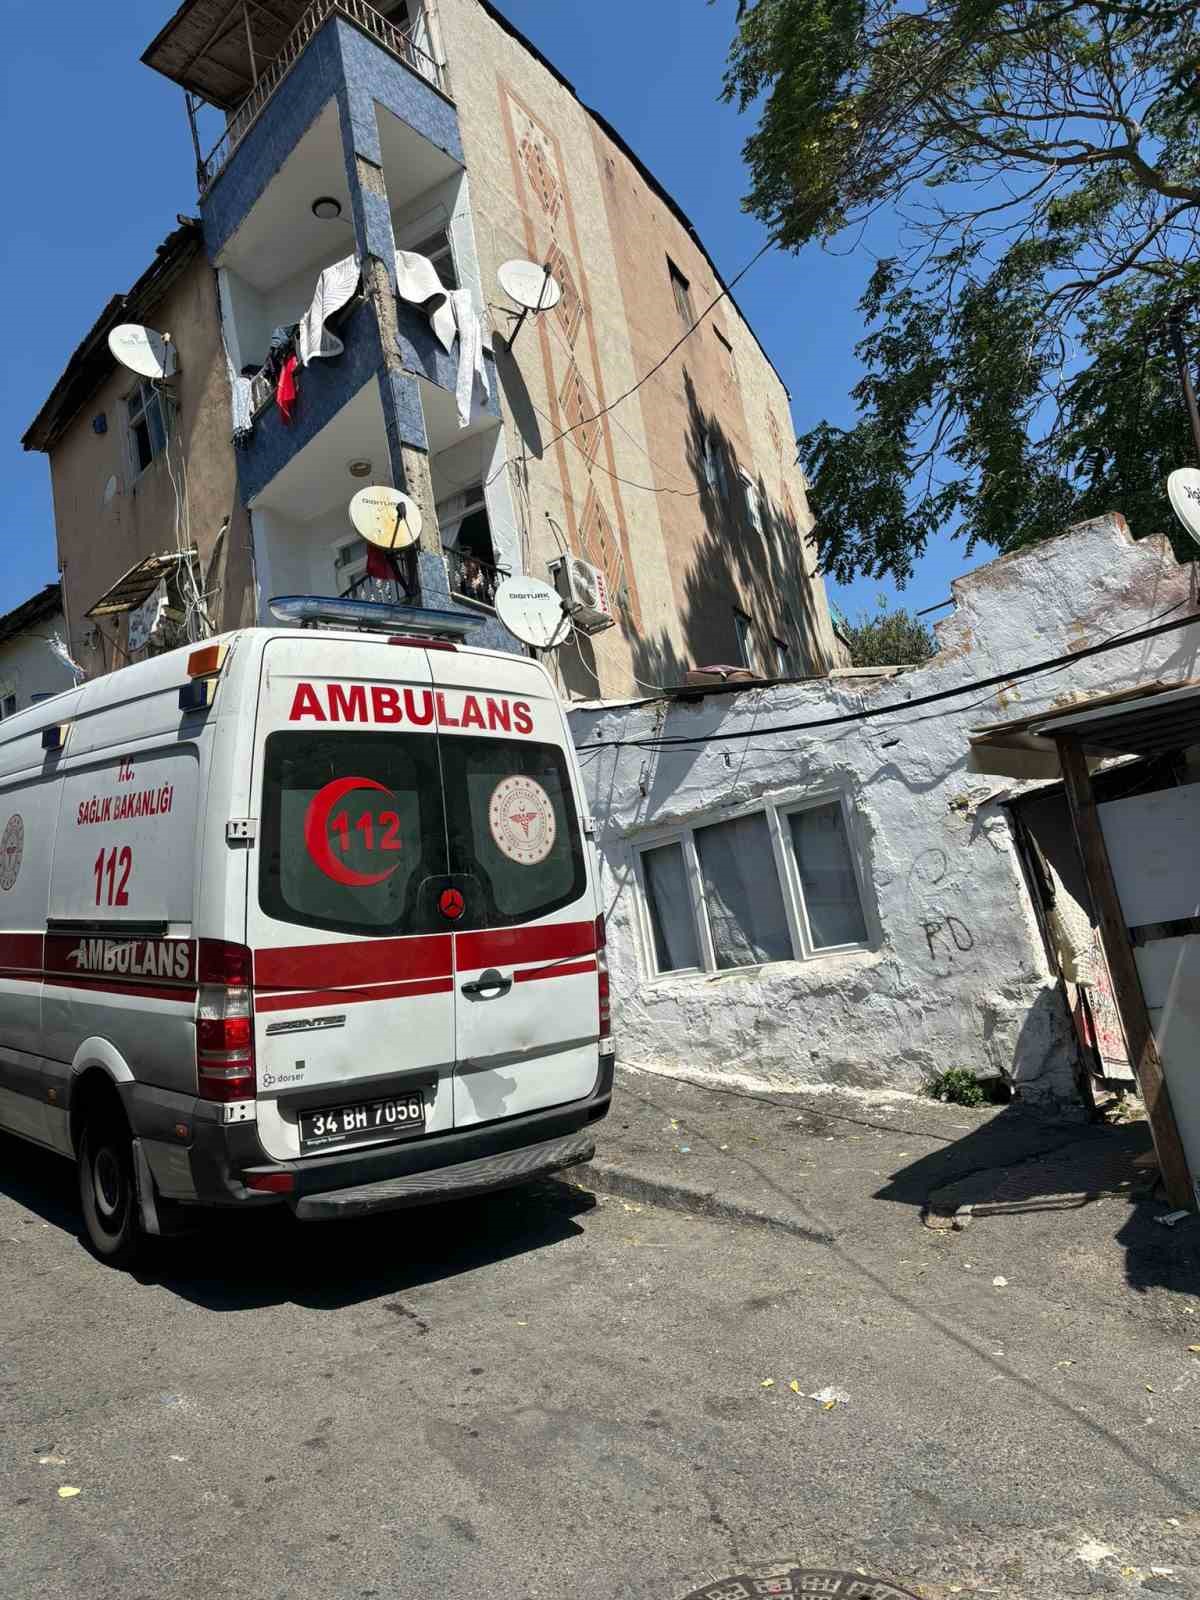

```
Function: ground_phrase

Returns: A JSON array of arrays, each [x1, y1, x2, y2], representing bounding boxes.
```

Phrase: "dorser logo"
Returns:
[[65, 938, 193, 981]]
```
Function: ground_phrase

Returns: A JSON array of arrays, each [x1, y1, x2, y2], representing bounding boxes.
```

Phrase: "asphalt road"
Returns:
[[2, 1128, 1199, 1600]]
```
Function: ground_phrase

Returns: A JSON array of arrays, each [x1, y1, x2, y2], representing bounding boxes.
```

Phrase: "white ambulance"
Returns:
[[0, 607, 612, 1265]]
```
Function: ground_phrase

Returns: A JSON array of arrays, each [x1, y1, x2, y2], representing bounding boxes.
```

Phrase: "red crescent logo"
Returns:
[[303, 776, 401, 887]]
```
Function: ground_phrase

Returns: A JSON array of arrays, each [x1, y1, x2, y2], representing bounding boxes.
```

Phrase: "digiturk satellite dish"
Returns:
[[107, 324, 177, 381], [494, 576, 571, 650], [498, 258, 562, 349], [349, 485, 422, 551], [1166, 467, 1200, 549]]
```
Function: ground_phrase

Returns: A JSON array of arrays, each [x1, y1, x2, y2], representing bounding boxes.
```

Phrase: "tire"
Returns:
[[79, 1117, 142, 1268]]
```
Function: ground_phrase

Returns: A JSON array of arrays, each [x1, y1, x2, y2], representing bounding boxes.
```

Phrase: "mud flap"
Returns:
[[131, 1137, 162, 1237]]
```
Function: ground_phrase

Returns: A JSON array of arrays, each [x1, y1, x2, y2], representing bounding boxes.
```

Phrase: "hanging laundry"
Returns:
[[223, 338, 254, 447], [394, 249, 456, 353], [276, 354, 299, 424], [299, 254, 360, 366], [366, 543, 402, 585], [447, 288, 489, 428]]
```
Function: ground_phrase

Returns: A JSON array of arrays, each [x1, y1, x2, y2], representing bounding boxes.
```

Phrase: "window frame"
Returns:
[[667, 257, 695, 326], [738, 467, 763, 533], [631, 788, 875, 982], [733, 608, 756, 672], [124, 378, 172, 479], [714, 326, 737, 383]]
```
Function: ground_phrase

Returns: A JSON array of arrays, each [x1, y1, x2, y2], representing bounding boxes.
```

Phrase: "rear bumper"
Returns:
[[130, 1053, 613, 1214], [293, 1129, 595, 1218]]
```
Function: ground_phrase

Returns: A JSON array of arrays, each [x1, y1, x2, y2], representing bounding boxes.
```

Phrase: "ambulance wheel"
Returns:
[[79, 1117, 142, 1268]]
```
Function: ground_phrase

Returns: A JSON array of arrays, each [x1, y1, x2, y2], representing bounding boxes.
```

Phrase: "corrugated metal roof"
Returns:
[[85, 552, 197, 618]]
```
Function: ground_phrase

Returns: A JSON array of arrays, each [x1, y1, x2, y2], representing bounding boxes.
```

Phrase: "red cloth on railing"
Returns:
[[276, 354, 298, 424], [366, 544, 402, 583]]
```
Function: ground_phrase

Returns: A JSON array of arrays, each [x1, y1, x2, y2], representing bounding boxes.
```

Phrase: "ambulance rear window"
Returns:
[[259, 732, 448, 936], [440, 735, 586, 927]]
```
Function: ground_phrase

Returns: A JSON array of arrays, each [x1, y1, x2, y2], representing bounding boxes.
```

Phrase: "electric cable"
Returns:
[[575, 600, 1196, 753]]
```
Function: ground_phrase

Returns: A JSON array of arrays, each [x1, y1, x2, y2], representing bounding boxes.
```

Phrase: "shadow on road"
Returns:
[[875, 1106, 1200, 1300], [0, 1132, 596, 1312]]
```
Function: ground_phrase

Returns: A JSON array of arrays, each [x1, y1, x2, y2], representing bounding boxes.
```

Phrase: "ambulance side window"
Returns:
[[440, 736, 585, 927], [259, 732, 447, 936]]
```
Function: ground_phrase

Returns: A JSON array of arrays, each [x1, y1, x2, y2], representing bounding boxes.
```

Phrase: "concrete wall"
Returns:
[[46, 249, 250, 678], [569, 516, 1199, 1103], [437, 0, 845, 699], [0, 614, 76, 713]]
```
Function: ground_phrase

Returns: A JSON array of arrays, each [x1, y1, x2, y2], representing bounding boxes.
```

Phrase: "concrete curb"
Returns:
[[571, 1159, 836, 1246]]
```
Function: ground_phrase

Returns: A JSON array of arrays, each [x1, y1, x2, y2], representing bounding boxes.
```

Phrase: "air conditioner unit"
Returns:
[[551, 555, 615, 635]]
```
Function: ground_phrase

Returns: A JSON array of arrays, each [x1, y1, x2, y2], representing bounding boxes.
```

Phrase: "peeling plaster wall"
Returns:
[[569, 516, 1199, 1103]]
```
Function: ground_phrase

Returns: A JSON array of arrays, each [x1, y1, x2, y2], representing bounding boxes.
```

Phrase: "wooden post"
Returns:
[[183, 92, 206, 192], [242, 0, 259, 81], [1056, 736, 1194, 1209]]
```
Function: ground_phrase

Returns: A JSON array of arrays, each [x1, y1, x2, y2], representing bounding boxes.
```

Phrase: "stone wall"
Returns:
[[569, 516, 1198, 1102]]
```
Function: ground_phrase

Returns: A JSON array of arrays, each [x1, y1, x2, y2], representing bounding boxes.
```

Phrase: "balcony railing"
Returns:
[[444, 546, 509, 610], [200, 0, 445, 193]]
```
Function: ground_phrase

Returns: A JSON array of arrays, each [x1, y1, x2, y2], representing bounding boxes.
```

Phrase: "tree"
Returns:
[[839, 598, 936, 665], [723, 0, 1200, 584]]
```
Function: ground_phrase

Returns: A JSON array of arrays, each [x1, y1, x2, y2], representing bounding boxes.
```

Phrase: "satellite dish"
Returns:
[[349, 485, 422, 551], [498, 259, 562, 312], [108, 324, 176, 381], [1167, 467, 1200, 548], [495, 577, 571, 649]]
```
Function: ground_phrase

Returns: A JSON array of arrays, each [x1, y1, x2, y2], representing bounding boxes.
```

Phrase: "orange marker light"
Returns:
[[187, 643, 226, 678]]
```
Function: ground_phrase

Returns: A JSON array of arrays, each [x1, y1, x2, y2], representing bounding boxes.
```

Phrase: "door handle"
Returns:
[[460, 968, 512, 998]]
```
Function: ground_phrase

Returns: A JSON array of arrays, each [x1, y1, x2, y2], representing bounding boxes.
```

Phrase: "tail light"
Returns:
[[596, 913, 611, 1040], [196, 939, 255, 1102]]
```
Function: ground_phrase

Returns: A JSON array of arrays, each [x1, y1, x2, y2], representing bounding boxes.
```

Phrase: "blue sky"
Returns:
[[0, 0, 969, 626]]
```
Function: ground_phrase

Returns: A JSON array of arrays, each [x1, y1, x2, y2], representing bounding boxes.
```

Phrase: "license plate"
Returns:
[[299, 1092, 426, 1153]]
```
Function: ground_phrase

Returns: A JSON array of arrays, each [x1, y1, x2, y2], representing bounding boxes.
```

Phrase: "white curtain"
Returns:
[[790, 803, 868, 948], [643, 844, 700, 972], [694, 815, 791, 968]]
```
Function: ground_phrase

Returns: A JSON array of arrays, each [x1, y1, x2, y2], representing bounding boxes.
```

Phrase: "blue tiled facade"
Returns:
[[203, 12, 518, 648]]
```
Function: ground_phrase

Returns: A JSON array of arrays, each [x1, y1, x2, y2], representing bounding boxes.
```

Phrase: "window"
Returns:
[[787, 801, 869, 949], [125, 380, 171, 475], [738, 469, 763, 533], [260, 731, 447, 936], [701, 426, 728, 498], [333, 535, 369, 595], [635, 794, 872, 978], [1, 695, 15, 719], [667, 257, 694, 326], [440, 736, 586, 928], [408, 226, 457, 290], [733, 609, 756, 672], [714, 326, 736, 383], [773, 637, 789, 677]]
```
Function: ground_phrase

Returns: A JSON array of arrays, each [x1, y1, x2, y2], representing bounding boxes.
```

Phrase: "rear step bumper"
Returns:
[[293, 1130, 596, 1219]]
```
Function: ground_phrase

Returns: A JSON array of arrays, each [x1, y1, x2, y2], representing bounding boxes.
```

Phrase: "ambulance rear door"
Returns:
[[432, 652, 601, 1130], [247, 635, 454, 1164]]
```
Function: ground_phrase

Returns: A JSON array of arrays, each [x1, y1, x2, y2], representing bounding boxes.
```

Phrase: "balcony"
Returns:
[[443, 546, 510, 610], [195, 1, 446, 193]]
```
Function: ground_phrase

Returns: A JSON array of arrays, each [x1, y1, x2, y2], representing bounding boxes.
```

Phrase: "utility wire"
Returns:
[[484, 234, 777, 492], [575, 601, 1195, 753]]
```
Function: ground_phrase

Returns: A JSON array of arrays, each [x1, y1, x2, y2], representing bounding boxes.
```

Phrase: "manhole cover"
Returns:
[[680, 1573, 919, 1599]]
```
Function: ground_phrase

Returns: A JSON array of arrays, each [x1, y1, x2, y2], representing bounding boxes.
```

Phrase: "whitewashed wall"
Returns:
[[0, 609, 75, 715], [569, 516, 1199, 1103]]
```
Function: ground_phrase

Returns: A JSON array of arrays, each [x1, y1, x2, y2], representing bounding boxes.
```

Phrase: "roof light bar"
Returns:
[[268, 595, 479, 640]]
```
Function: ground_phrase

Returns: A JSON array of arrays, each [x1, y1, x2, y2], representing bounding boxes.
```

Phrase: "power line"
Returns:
[[575, 602, 1196, 753], [484, 234, 777, 491]]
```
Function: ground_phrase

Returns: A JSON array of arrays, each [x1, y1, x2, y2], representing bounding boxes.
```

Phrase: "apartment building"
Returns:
[[23, 0, 844, 697]]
